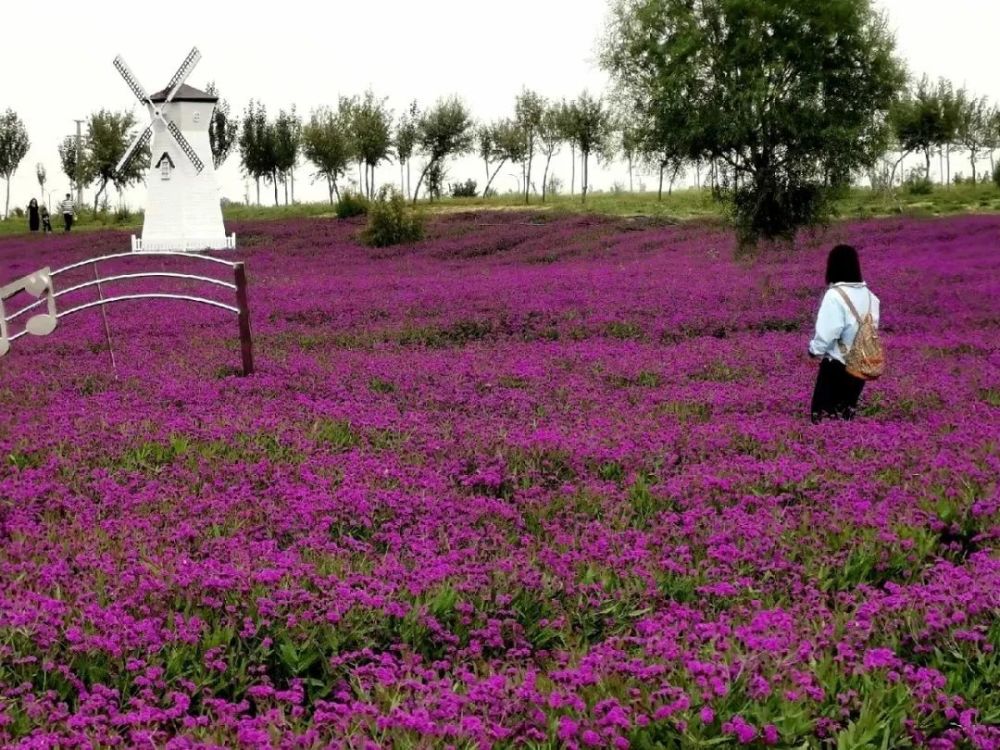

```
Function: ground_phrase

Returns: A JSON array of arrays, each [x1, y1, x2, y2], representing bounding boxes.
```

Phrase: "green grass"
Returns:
[[2, 183, 998, 238]]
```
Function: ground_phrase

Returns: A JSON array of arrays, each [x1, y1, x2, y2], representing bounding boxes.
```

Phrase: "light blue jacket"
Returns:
[[809, 282, 880, 365]]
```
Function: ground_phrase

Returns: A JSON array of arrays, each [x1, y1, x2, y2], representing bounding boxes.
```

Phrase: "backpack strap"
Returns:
[[833, 286, 864, 324]]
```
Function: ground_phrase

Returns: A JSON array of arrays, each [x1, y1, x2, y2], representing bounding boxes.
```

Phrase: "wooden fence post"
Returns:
[[234, 262, 254, 376]]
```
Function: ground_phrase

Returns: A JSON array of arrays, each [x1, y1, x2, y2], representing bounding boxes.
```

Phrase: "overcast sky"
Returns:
[[2, 0, 999, 212]]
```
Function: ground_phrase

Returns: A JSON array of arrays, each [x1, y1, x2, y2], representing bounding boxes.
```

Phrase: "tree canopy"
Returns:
[[602, 0, 906, 246], [0, 109, 30, 219]]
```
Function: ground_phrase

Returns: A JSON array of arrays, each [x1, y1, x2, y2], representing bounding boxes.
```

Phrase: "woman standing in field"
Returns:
[[808, 244, 881, 423], [27, 199, 40, 232]]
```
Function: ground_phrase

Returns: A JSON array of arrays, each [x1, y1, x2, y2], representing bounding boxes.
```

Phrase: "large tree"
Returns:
[[478, 119, 525, 198], [602, 0, 906, 245], [302, 107, 352, 204], [955, 93, 991, 184], [537, 106, 564, 202], [395, 101, 419, 199], [890, 76, 948, 183], [273, 107, 301, 205], [347, 90, 393, 199], [0, 109, 30, 220], [561, 92, 613, 204], [58, 135, 85, 199], [238, 100, 273, 205], [205, 81, 238, 170], [412, 97, 474, 204], [86, 109, 147, 213], [514, 88, 545, 203]]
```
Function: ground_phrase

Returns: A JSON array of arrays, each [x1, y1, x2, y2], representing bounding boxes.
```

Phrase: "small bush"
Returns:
[[904, 168, 933, 195], [450, 179, 478, 198], [361, 186, 424, 248], [335, 191, 369, 219]]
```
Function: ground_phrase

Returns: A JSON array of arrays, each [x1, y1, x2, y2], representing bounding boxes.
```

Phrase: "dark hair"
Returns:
[[825, 244, 863, 285]]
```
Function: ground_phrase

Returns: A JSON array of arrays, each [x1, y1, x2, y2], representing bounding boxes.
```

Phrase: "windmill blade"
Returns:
[[115, 125, 152, 175], [164, 47, 201, 103], [166, 119, 205, 173], [113, 55, 151, 105]]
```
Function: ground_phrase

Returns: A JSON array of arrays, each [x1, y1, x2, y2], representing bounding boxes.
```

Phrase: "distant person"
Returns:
[[39, 204, 53, 233], [27, 199, 40, 232], [808, 244, 882, 424], [59, 193, 75, 232]]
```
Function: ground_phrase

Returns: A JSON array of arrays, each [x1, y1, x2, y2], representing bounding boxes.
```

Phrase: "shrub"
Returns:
[[904, 169, 933, 196], [450, 179, 478, 198], [361, 186, 424, 248], [335, 191, 369, 219]]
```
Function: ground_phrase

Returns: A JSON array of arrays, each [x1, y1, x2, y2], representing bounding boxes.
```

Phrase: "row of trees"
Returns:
[[237, 88, 619, 208], [885, 76, 1000, 186]]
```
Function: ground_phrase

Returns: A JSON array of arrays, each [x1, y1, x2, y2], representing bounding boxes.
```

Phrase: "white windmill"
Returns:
[[113, 47, 236, 252]]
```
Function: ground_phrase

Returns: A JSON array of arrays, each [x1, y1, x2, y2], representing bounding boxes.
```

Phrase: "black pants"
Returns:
[[63, 214, 73, 231], [811, 358, 865, 423]]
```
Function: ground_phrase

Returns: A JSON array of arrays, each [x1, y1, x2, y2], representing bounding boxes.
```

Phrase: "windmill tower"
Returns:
[[113, 48, 236, 252]]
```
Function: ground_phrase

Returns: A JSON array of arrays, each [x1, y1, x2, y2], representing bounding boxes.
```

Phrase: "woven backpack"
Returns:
[[834, 287, 886, 380]]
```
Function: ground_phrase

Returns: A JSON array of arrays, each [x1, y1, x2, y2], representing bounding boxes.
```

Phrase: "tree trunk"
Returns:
[[483, 159, 507, 198], [541, 153, 553, 203], [524, 145, 533, 205], [628, 156, 633, 193], [406, 161, 411, 201], [401, 161, 405, 194], [273, 173, 279, 206], [658, 163, 665, 200], [570, 144, 576, 196], [93, 180, 108, 214], [412, 160, 433, 205], [946, 144, 951, 186], [970, 150, 978, 184], [328, 176, 335, 205], [3, 176, 10, 221], [333, 178, 340, 203], [255, 177, 260, 205], [581, 152, 589, 204], [925, 148, 932, 178], [283, 176, 288, 206], [291, 170, 295, 203]]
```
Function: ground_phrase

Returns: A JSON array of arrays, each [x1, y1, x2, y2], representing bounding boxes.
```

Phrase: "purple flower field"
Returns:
[[0, 212, 997, 748]]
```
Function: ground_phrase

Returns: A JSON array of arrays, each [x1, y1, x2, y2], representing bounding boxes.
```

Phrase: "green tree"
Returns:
[[412, 97, 474, 204], [347, 90, 394, 199], [955, 93, 991, 184], [86, 109, 147, 213], [302, 107, 352, 204], [890, 76, 947, 182], [205, 82, 239, 170], [618, 120, 643, 193], [537, 106, 564, 202], [514, 88, 545, 203], [395, 101, 419, 199], [602, 0, 906, 246], [0, 109, 30, 220], [273, 107, 301, 205], [238, 100, 273, 205], [478, 119, 525, 198], [58, 135, 85, 199], [561, 92, 613, 204], [987, 107, 1000, 175], [936, 79, 962, 186]]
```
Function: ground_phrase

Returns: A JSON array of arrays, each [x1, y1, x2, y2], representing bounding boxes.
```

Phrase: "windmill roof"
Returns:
[[150, 83, 217, 103]]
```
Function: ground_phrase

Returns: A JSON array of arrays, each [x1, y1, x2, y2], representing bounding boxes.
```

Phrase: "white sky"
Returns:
[[2, 0, 999, 212]]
